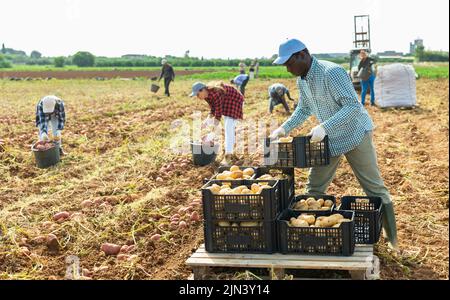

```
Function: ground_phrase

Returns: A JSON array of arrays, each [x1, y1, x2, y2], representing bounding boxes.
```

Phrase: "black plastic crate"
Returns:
[[296, 136, 330, 168], [277, 210, 355, 256], [289, 194, 336, 214], [264, 136, 330, 168], [339, 196, 384, 244], [201, 179, 280, 221], [204, 220, 277, 253], [255, 167, 295, 210]]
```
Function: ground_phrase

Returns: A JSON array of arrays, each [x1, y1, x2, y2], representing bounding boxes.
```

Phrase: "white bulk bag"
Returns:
[[374, 63, 417, 108]]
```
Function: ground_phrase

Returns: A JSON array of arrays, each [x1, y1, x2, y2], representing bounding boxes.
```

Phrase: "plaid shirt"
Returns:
[[282, 57, 374, 156], [35, 98, 66, 133], [205, 84, 244, 120]]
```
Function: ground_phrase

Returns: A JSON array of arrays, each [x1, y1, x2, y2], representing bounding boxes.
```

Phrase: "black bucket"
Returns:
[[150, 84, 160, 93], [191, 142, 219, 166], [32, 142, 60, 169]]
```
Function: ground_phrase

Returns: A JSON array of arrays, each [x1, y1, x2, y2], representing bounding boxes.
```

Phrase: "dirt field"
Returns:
[[0, 77, 448, 279], [0, 69, 205, 79]]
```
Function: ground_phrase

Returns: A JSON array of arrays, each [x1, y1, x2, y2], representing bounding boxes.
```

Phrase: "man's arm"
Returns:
[[159, 66, 164, 80], [36, 103, 48, 133], [285, 89, 294, 101], [321, 67, 361, 133], [281, 93, 310, 134], [57, 101, 65, 130]]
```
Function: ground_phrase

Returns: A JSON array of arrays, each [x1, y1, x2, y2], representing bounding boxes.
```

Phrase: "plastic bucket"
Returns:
[[191, 142, 219, 166], [150, 84, 160, 93], [32, 142, 60, 168]]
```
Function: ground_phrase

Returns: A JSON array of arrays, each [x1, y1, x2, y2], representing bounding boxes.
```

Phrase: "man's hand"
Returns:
[[309, 124, 326, 142], [40, 132, 49, 142], [269, 127, 286, 140]]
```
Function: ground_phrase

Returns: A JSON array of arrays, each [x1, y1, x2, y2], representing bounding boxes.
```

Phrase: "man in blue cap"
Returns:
[[270, 39, 398, 249]]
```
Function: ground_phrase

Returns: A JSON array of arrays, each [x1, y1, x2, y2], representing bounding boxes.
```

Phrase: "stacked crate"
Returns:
[[201, 167, 280, 253]]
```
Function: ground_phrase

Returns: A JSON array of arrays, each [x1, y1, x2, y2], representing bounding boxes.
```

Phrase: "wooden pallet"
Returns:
[[186, 244, 380, 280]]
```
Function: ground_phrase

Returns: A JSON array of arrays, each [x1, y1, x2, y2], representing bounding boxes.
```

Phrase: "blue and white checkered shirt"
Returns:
[[281, 57, 373, 157], [35, 98, 66, 134]]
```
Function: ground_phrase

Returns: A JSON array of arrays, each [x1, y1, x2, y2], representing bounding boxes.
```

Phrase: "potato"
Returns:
[[241, 188, 252, 194], [219, 188, 232, 195], [309, 203, 322, 211], [299, 199, 307, 204], [339, 218, 351, 223], [218, 221, 230, 227], [278, 137, 293, 143], [299, 214, 316, 225], [320, 206, 331, 210], [324, 200, 334, 207], [243, 175, 251, 179], [240, 222, 258, 227], [290, 217, 297, 222], [231, 170, 244, 179], [53, 211, 70, 222], [101, 243, 122, 255], [208, 185, 221, 194], [306, 198, 317, 205], [291, 219, 309, 227], [230, 165, 240, 172], [216, 173, 228, 180], [190, 211, 200, 222], [251, 183, 261, 194], [260, 185, 272, 189], [150, 234, 161, 241], [179, 221, 188, 229], [231, 223, 239, 227], [317, 199, 325, 206], [294, 203, 309, 211], [222, 171, 232, 176], [332, 223, 341, 228], [243, 168, 255, 176]]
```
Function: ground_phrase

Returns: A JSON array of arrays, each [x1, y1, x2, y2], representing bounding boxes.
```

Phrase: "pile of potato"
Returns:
[[292, 197, 333, 211], [207, 182, 272, 195], [256, 173, 290, 181], [277, 137, 293, 143], [33, 141, 55, 152], [217, 221, 262, 227], [289, 213, 351, 228], [215, 166, 255, 180]]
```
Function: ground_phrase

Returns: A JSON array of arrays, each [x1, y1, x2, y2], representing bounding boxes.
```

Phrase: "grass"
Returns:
[[3, 62, 448, 79]]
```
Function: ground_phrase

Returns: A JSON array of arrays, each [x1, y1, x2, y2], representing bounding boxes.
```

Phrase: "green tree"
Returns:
[[72, 51, 95, 67], [54, 56, 65, 68], [0, 54, 11, 68], [30, 50, 42, 59], [415, 45, 425, 62]]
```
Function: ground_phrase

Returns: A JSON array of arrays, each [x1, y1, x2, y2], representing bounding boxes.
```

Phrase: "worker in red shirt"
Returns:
[[190, 82, 244, 166]]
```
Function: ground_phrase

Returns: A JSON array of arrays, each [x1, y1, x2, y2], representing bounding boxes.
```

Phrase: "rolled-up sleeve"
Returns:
[[321, 67, 361, 133]]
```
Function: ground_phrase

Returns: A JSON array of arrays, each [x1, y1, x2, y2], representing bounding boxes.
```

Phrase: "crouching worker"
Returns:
[[190, 81, 244, 166], [268, 83, 295, 114], [36, 95, 66, 155]]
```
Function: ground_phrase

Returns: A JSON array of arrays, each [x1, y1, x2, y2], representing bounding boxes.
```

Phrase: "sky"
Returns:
[[1, 0, 449, 58]]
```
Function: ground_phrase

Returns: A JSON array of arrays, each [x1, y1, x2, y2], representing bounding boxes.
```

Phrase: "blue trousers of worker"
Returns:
[[361, 74, 375, 105]]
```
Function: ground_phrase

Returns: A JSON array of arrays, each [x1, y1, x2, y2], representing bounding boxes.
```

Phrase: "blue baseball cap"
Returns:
[[273, 39, 307, 65], [190, 82, 206, 97]]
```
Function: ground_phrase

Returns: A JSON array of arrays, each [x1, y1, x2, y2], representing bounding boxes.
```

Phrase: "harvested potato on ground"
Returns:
[[101, 243, 122, 255]]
